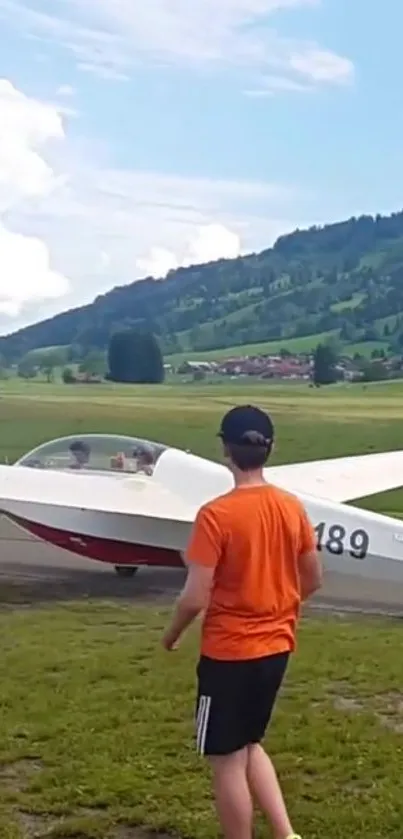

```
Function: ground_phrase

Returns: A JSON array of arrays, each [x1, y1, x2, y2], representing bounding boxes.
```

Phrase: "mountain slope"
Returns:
[[2, 210, 403, 361]]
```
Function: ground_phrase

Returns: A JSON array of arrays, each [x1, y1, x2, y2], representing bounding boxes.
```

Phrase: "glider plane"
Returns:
[[0, 433, 402, 581]]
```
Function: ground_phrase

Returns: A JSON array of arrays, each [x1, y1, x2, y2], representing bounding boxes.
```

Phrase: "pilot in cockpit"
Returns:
[[133, 444, 155, 476], [69, 440, 91, 470]]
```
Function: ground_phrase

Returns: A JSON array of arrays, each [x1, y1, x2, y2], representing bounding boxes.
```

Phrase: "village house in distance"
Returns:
[[170, 350, 403, 383], [174, 353, 354, 381]]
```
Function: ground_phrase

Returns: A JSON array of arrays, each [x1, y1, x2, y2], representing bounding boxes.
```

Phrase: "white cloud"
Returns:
[[136, 224, 242, 278], [14, 165, 295, 276], [57, 84, 74, 97], [0, 79, 63, 210], [0, 78, 303, 333], [245, 75, 312, 96], [289, 48, 354, 84], [0, 79, 70, 318], [77, 62, 129, 82], [185, 224, 241, 264], [6, 160, 299, 329], [244, 44, 354, 95], [0, 0, 353, 91], [0, 226, 69, 315], [136, 247, 179, 280]]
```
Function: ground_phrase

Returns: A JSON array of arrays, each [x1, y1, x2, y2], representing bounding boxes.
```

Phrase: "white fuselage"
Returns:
[[0, 447, 403, 581]]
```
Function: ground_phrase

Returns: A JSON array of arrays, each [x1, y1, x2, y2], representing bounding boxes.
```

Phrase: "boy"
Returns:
[[162, 405, 322, 839]]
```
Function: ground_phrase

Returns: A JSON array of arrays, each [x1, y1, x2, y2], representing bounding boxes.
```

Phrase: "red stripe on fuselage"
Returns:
[[7, 514, 183, 568]]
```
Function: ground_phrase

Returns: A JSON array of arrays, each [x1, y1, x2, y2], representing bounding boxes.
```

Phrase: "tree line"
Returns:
[[6, 329, 165, 385], [8, 329, 395, 389], [312, 340, 394, 385]]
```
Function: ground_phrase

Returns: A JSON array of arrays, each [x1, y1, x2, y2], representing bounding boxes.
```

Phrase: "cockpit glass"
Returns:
[[17, 434, 166, 476]]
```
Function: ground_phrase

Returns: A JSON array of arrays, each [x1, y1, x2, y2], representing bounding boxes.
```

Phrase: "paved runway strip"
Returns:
[[0, 517, 402, 616]]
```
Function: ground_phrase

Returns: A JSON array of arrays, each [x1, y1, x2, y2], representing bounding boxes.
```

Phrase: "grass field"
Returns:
[[1, 379, 403, 838], [165, 334, 389, 365], [1, 606, 403, 839]]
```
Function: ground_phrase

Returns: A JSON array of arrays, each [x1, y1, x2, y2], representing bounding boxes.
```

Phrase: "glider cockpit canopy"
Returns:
[[16, 434, 167, 476]]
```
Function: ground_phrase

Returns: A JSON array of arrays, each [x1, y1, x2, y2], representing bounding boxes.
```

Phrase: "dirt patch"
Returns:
[[372, 691, 403, 733], [0, 757, 44, 793], [373, 690, 403, 713], [14, 812, 176, 839], [376, 713, 403, 734], [330, 688, 403, 733], [17, 810, 53, 837], [327, 679, 353, 694], [9, 804, 178, 839], [333, 696, 364, 713]]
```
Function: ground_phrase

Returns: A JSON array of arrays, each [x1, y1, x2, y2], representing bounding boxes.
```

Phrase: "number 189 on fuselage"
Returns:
[[314, 521, 369, 560]]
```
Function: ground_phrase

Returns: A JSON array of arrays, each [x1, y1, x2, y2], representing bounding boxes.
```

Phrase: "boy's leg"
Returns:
[[245, 652, 298, 839], [209, 748, 253, 839], [247, 744, 295, 839], [195, 657, 254, 839], [195, 654, 299, 839]]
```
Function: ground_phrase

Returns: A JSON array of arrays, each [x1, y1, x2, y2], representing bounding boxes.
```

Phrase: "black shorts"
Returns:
[[195, 651, 289, 757]]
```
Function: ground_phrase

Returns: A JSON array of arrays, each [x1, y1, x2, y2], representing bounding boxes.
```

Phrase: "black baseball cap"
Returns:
[[218, 405, 274, 446]]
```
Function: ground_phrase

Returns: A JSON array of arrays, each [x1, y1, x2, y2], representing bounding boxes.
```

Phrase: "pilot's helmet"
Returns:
[[69, 440, 91, 461], [133, 443, 154, 466], [133, 443, 154, 465]]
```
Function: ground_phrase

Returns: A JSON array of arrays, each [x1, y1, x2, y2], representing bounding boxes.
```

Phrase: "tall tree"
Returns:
[[313, 342, 339, 386], [0, 353, 7, 380], [359, 359, 388, 382], [108, 329, 165, 384], [38, 350, 65, 383], [17, 357, 37, 379]]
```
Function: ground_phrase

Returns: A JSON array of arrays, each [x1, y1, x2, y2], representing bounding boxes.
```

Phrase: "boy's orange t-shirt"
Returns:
[[186, 484, 316, 661]]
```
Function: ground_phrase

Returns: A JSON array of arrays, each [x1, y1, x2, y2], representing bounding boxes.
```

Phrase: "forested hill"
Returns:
[[3, 209, 403, 361]]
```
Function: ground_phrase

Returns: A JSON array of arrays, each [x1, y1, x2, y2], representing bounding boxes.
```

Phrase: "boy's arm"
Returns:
[[162, 506, 221, 649], [298, 508, 322, 601]]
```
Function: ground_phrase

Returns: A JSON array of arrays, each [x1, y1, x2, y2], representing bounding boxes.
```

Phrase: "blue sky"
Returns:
[[0, 0, 402, 333]]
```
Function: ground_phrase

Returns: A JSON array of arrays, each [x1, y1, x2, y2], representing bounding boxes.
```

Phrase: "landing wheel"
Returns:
[[114, 565, 139, 578]]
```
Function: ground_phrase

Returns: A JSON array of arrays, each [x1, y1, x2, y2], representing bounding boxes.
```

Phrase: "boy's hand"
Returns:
[[161, 627, 180, 651]]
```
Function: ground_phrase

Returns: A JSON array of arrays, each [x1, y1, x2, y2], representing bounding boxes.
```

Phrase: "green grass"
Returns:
[[1, 381, 403, 836], [331, 292, 366, 313], [166, 332, 390, 365], [0, 605, 403, 838], [375, 314, 399, 332], [24, 345, 69, 360], [166, 332, 338, 364], [344, 339, 390, 357]]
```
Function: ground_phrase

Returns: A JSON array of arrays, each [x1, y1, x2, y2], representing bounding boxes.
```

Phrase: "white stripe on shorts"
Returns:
[[196, 694, 211, 755]]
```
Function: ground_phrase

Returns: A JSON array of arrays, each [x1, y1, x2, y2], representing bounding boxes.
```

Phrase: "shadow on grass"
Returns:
[[0, 565, 185, 610]]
